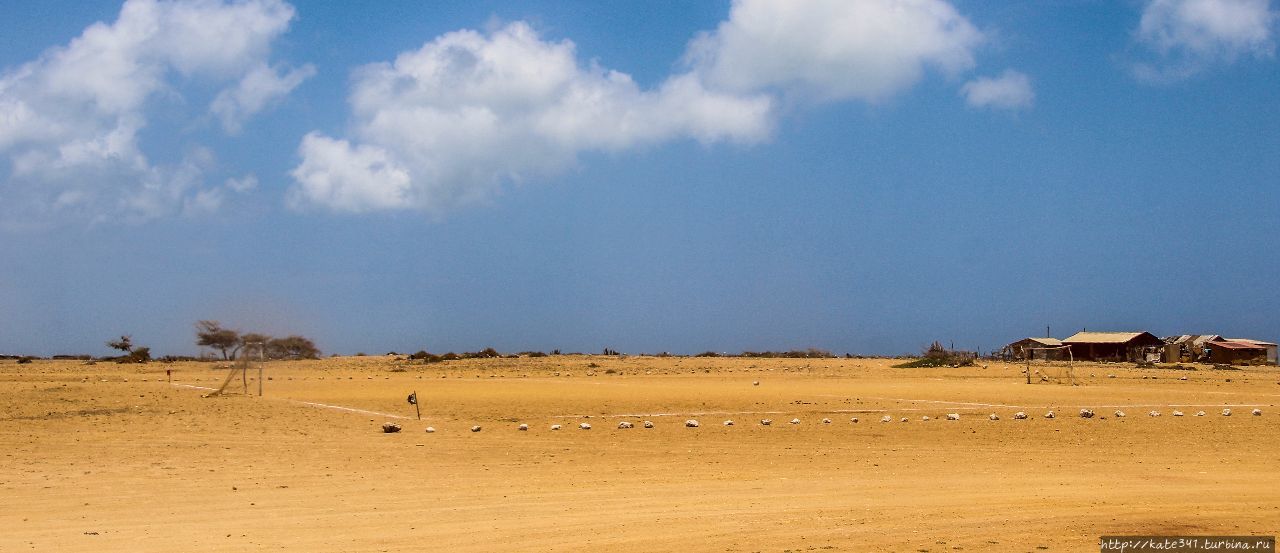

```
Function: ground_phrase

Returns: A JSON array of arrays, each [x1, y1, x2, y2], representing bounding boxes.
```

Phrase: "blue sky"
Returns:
[[1, 0, 1278, 357]]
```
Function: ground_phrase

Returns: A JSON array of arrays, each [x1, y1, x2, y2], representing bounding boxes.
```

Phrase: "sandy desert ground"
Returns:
[[2, 355, 1278, 552]]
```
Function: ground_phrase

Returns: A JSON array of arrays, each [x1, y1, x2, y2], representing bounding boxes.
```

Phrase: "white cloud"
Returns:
[[961, 70, 1034, 110], [290, 2, 1016, 215], [289, 22, 772, 213], [224, 174, 260, 193], [1134, 0, 1277, 79], [685, 0, 985, 103], [289, 133, 414, 213], [212, 62, 316, 134], [0, 0, 303, 225]]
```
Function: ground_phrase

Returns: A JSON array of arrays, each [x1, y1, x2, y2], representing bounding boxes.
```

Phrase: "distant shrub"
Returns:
[[893, 341, 974, 368], [51, 354, 92, 360], [409, 350, 431, 360], [519, 351, 548, 358], [695, 351, 721, 357], [17, 356, 33, 364], [117, 347, 152, 364], [463, 347, 501, 359], [739, 349, 835, 359], [159, 355, 198, 362], [441, 352, 460, 361], [265, 336, 321, 360]]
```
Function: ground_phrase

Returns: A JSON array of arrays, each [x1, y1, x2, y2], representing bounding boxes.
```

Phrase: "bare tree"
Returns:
[[106, 334, 150, 363], [106, 335, 133, 354]]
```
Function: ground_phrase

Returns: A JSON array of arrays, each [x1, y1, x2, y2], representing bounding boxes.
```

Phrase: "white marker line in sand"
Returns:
[[173, 383, 216, 391], [287, 400, 410, 420], [849, 396, 1026, 409], [172, 382, 409, 420]]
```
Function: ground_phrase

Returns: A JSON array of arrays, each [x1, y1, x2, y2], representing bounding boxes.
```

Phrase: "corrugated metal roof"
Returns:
[[1207, 340, 1267, 350], [1228, 338, 1278, 347], [1191, 335, 1223, 347], [1063, 331, 1152, 344]]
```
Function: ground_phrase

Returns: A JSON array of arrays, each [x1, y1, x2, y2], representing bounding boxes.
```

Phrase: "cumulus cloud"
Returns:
[[1134, 0, 1277, 79], [961, 70, 1034, 110], [685, 0, 985, 103], [288, 22, 772, 213], [289, 2, 1010, 214], [212, 62, 316, 134], [0, 0, 305, 225]]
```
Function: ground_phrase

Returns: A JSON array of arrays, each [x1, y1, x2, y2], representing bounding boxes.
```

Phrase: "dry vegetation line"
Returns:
[[171, 382, 412, 420]]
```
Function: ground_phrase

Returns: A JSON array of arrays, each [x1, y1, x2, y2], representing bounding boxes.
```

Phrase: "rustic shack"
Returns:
[[1161, 334, 1223, 363], [1003, 337, 1064, 360], [1062, 331, 1163, 362], [1206, 340, 1269, 365], [1227, 339, 1277, 364]]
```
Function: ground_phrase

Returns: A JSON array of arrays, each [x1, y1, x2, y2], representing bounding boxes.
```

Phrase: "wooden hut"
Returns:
[[1227, 339, 1277, 365], [1205, 340, 1269, 365], [1003, 337, 1064, 360], [1062, 331, 1162, 362]]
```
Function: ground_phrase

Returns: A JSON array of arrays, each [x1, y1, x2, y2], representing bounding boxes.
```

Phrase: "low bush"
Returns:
[[893, 341, 974, 368]]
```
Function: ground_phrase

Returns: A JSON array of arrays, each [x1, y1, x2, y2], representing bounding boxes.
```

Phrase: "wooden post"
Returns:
[[413, 390, 421, 420]]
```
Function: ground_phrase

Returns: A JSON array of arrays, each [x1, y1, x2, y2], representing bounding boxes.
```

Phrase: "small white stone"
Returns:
[[685, 419, 700, 428], [579, 422, 591, 430], [722, 420, 734, 426], [1079, 409, 1094, 419], [1044, 411, 1055, 419], [850, 417, 859, 423], [643, 420, 654, 428], [1148, 411, 1160, 417], [753, 381, 760, 386], [989, 414, 999, 421], [1195, 411, 1205, 417], [946, 413, 961, 421], [881, 415, 892, 423], [789, 418, 801, 425], [900, 417, 908, 422], [1114, 410, 1126, 418], [551, 424, 562, 430], [821, 418, 832, 424], [1222, 409, 1232, 417], [1172, 410, 1183, 417], [618, 421, 634, 429], [471, 425, 482, 432], [424, 426, 435, 433], [1013, 412, 1027, 420], [921, 415, 930, 421], [1252, 408, 1262, 416], [760, 419, 772, 426], [517, 423, 529, 431]]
